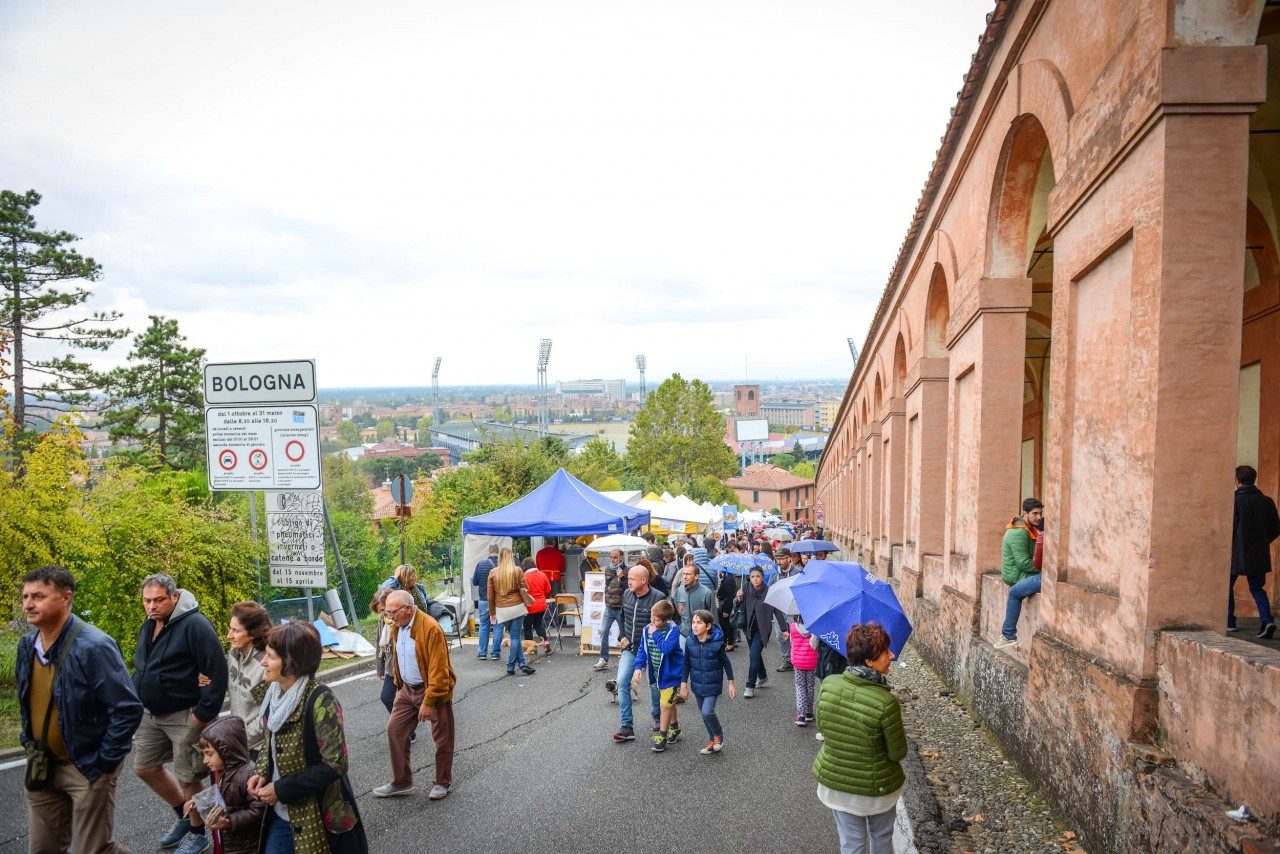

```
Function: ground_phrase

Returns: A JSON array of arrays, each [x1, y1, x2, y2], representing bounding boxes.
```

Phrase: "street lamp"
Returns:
[[537, 339, 553, 436], [635, 354, 646, 403], [431, 357, 442, 431]]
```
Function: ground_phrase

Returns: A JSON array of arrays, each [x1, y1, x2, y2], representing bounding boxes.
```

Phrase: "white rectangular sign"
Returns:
[[581, 572, 618, 651], [266, 491, 328, 588], [204, 360, 316, 405], [735, 418, 769, 442], [206, 405, 321, 490]]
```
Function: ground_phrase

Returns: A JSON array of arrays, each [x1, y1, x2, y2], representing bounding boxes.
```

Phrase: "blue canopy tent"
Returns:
[[459, 470, 652, 625], [462, 468, 650, 537]]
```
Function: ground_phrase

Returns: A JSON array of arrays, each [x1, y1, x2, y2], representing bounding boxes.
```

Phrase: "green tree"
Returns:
[[490, 406, 513, 424], [98, 315, 205, 469], [375, 419, 396, 440], [792, 460, 816, 479], [324, 509, 382, 617], [416, 414, 433, 434], [0, 190, 128, 431], [336, 419, 362, 446], [360, 452, 441, 484], [628, 373, 736, 489], [567, 436, 626, 490], [322, 453, 372, 515]]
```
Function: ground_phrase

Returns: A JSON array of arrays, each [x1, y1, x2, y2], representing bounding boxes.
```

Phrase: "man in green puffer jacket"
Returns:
[[995, 498, 1044, 650], [812, 622, 906, 853]]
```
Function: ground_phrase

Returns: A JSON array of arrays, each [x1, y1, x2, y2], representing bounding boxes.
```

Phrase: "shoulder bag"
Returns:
[[25, 621, 85, 791]]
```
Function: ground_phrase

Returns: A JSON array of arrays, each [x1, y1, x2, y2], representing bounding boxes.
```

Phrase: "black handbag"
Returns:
[[730, 599, 747, 631], [25, 621, 84, 792]]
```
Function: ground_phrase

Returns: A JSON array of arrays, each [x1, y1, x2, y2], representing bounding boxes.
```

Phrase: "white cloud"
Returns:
[[0, 0, 992, 386]]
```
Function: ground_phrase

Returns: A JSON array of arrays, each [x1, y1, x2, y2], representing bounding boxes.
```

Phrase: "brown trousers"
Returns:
[[387, 682, 455, 789], [26, 762, 129, 854]]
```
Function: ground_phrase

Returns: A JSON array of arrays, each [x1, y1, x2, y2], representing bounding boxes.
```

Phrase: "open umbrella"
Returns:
[[764, 574, 802, 615], [790, 560, 912, 657], [583, 534, 650, 554], [787, 539, 839, 555], [763, 527, 794, 541], [710, 552, 779, 582]]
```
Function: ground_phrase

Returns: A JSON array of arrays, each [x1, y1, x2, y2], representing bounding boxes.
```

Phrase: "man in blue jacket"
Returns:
[[18, 565, 142, 854], [132, 573, 228, 853]]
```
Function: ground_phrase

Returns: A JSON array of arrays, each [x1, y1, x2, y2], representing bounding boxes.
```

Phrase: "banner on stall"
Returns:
[[579, 572, 619, 656]]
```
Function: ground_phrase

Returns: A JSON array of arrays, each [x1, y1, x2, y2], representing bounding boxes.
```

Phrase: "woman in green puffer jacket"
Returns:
[[811, 622, 906, 854]]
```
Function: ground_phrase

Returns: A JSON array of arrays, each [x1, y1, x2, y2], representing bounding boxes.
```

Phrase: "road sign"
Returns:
[[204, 359, 316, 405], [390, 474, 413, 506], [206, 405, 321, 490], [265, 491, 327, 587]]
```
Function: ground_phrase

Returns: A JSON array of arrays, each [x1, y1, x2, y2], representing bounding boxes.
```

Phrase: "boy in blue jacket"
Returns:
[[632, 599, 685, 752]]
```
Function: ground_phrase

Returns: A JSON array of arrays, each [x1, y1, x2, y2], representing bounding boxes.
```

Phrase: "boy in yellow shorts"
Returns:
[[632, 598, 685, 752]]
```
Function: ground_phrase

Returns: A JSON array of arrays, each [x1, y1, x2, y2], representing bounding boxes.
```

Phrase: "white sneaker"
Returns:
[[593, 659, 608, 671], [743, 687, 755, 698], [993, 637, 1017, 650], [373, 784, 415, 798], [428, 784, 449, 800], [815, 732, 824, 741]]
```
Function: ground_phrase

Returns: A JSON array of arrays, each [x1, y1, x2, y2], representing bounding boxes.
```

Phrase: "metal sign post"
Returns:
[[390, 474, 413, 566]]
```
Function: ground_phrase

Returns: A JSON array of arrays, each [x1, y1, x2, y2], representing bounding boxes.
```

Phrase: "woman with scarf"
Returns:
[[225, 601, 272, 756], [812, 622, 906, 854], [248, 621, 367, 854]]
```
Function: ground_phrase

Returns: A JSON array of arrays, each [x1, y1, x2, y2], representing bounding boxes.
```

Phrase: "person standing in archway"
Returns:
[[1229, 465, 1280, 639]]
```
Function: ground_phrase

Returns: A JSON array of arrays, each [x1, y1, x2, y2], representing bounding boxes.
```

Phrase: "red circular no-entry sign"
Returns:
[[284, 440, 306, 462], [248, 448, 269, 471], [217, 449, 237, 471]]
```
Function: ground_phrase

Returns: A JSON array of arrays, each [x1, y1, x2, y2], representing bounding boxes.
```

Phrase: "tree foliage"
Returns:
[[322, 454, 372, 516], [98, 315, 205, 469], [336, 419, 362, 446], [628, 373, 736, 492], [375, 419, 396, 440], [0, 189, 127, 431], [360, 452, 441, 485], [567, 436, 626, 491]]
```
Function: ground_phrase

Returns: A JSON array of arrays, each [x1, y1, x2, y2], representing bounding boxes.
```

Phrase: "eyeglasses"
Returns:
[[388, 603, 413, 617]]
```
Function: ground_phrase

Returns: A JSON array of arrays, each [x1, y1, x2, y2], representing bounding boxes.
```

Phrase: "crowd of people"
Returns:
[[16, 520, 912, 854]]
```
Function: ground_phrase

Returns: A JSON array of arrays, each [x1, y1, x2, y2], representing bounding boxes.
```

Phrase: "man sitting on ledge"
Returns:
[[995, 498, 1044, 651]]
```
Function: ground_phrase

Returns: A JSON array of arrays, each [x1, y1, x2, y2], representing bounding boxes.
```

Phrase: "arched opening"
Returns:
[[1233, 9, 1280, 636], [925, 264, 951, 357], [893, 334, 908, 397], [874, 373, 884, 415], [986, 114, 1056, 504]]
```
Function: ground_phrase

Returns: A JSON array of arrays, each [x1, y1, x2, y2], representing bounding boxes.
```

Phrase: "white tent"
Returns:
[[600, 490, 643, 506]]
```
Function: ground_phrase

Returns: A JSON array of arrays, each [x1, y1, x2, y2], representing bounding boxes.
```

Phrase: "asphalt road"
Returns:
[[0, 639, 859, 854]]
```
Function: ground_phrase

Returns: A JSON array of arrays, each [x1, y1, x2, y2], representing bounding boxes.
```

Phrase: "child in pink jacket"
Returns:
[[787, 618, 819, 726]]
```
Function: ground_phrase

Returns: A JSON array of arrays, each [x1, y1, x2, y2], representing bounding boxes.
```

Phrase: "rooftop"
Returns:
[[724, 463, 814, 491]]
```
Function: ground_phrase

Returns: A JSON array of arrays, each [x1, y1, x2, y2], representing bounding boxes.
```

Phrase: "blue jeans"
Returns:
[[696, 693, 723, 741], [747, 631, 766, 688], [1228, 574, 1274, 627], [599, 608, 621, 659], [617, 648, 659, 729], [500, 615, 526, 669], [380, 673, 396, 714], [831, 806, 896, 854], [1001, 573, 1042, 640], [262, 814, 294, 854], [477, 600, 493, 656]]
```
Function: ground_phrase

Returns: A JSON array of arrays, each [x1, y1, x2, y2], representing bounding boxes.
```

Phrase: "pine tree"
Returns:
[[99, 315, 206, 469], [0, 189, 127, 429]]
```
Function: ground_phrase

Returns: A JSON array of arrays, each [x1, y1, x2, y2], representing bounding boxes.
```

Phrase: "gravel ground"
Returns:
[[893, 646, 1086, 854]]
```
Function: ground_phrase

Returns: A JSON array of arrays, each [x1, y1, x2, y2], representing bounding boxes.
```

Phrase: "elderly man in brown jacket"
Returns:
[[374, 589, 458, 800]]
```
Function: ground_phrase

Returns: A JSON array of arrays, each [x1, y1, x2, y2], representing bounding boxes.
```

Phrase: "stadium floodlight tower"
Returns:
[[431, 357, 442, 429], [847, 337, 860, 366], [635, 354, 647, 403], [537, 339, 553, 436]]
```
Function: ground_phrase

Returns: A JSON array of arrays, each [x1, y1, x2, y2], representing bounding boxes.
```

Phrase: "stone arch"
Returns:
[[925, 263, 951, 357], [892, 333, 908, 398], [1016, 60, 1072, 173], [874, 373, 884, 415], [985, 114, 1055, 278]]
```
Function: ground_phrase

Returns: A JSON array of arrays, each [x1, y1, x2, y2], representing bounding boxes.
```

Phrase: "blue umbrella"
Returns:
[[710, 552, 779, 582], [790, 560, 912, 657], [786, 539, 840, 555]]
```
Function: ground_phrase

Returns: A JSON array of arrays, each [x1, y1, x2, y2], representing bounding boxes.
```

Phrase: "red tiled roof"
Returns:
[[724, 464, 814, 491]]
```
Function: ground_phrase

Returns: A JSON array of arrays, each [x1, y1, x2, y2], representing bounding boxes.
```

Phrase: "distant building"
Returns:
[[362, 437, 445, 464], [817, 401, 839, 432], [724, 463, 814, 523], [734, 384, 760, 417], [554, 378, 627, 400], [760, 402, 816, 430]]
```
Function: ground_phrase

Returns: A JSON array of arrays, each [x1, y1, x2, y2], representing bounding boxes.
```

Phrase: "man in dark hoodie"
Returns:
[[190, 716, 265, 854], [132, 573, 229, 854]]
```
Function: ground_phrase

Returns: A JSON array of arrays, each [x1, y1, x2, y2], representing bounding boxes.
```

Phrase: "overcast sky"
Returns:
[[1, 0, 992, 388]]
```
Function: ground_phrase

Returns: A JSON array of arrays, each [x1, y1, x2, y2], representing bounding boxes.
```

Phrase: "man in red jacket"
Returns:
[[535, 538, 566, 597]]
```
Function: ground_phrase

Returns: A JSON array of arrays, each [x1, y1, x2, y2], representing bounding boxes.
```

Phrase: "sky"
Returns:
[[1, 0, 993, 388]]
